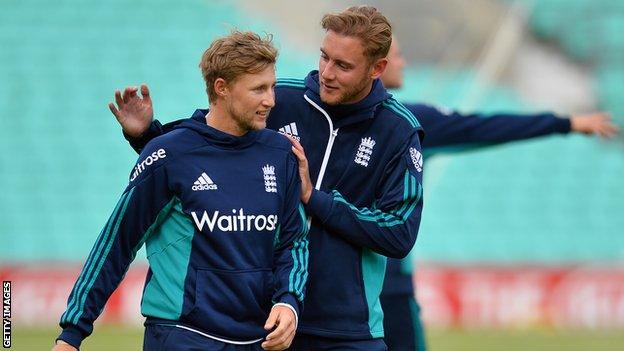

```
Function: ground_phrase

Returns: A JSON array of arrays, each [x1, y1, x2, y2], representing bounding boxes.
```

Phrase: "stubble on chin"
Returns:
[[320, 90, 341, 106]]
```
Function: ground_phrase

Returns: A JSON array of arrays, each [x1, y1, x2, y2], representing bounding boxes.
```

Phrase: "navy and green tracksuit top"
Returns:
[[382, 103, 572, 296], [58, 116, 309, 348], [128, 71, 425, 340]]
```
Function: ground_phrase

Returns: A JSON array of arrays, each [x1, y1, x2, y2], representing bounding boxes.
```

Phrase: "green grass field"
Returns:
[[10, 326, 624, 350]]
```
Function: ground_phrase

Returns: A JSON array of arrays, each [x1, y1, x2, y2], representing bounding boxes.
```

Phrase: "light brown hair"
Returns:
[[199, 31, 278, 103], [321, 6, 392, 62]]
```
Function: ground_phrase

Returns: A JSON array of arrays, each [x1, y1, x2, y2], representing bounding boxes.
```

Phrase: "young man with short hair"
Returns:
[[54, 31, 308, 351], [114, 6, 424, 350]]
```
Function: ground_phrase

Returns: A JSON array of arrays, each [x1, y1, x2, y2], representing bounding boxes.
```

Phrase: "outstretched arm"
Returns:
[[408, 103, 619, 152]]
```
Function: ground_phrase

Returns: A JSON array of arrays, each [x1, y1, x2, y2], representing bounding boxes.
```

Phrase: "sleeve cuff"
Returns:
[[552, 115, 572, 134], [123, 120, 163, 153], [306, 189, 333, 223], [274, 294, 300, 327], [57, 326, 85, 349]]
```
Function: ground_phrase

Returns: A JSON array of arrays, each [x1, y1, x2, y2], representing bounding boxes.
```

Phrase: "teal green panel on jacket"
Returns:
[[362, 248, 387, 338], [141, 197, 195, 320]]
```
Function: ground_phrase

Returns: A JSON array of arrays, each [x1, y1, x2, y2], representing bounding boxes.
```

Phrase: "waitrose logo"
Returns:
[[191, 209, 278, 232], [130, 148, 167, 182]]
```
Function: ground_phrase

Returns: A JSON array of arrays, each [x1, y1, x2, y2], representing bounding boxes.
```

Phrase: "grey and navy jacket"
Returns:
[[58, 115, 309, 348], [127, 71, 425, 340], [382, 103, 572, 296]]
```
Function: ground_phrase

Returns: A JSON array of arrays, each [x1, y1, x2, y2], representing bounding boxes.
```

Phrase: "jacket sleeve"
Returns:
[[408, 103, 571, 150], [271, 153, 309, 319], [57, 143, 174, 348], [124, 119, 184, 154], [306, 131, 424, 259]]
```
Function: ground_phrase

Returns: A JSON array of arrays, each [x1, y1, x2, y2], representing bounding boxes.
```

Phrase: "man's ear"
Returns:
[[370, 58, 388, 80], [214, 78, 228, 98]]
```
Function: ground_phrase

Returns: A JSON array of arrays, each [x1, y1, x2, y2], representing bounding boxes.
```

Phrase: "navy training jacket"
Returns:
[[58, 114, 309, 348]]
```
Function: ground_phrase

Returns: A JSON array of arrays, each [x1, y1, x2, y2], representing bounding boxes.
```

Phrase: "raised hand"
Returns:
[[570, 112, 620, 138], [109, 84, 154, 138]]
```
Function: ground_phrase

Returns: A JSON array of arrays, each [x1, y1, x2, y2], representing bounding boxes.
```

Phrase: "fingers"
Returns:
[[600, 122, 619, 138], [262, 318, 295, 350], [282, 133, 304, 150], [140, 83, 152, 103], [592, 114, 619, 138], [122, 86, 138, 104], [264, 308, 279, 331], [266, 314, 292, 339], [283, 135, 308, 165], [598, 114, 619, 138], [262, 307, 296, 350], [262, 327, 296, 351], [108, 102, 121, 121], [291, 146, 307, 164], [114, 90, 124, 110], [288, 134, 304, 152]]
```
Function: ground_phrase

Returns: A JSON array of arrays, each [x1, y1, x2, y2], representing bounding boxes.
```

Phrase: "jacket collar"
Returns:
[[175, 109, 260, 148]]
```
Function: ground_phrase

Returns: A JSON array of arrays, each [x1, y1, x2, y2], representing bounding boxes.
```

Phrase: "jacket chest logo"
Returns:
[[278, 122, 300, 141], [354, 137, 376, 167], [262, 164, 278, 193], [192, 172, 218, 191], [409, 147, 423, 172]]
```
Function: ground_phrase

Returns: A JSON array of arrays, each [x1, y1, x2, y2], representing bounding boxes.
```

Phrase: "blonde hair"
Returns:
[[321, 6, 392, 62], [199, 31, 278, 103]]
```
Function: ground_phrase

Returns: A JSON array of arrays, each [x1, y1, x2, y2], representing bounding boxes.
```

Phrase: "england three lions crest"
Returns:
[[354, 137, 376, 167], [262, 164, 278, 193]]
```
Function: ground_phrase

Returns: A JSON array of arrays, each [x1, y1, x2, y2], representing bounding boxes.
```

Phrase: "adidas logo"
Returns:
[[192, 172, 218, 191], [409, 147, 423, 172], [278, 122, 300, 141]]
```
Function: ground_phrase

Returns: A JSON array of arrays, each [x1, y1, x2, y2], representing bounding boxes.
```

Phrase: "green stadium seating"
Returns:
[[1, 0, 622, 264]]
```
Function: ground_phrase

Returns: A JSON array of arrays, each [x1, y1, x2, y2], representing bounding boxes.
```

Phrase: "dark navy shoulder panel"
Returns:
[[380, 98, 423, 130], [255, 128, 292, 153], [276, 78, 306, 91], [376, 97, 425, 145], [128, 128, 206, 187]]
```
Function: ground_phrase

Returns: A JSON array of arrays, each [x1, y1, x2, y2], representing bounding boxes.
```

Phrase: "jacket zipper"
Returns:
[[303, 94, 339, 190]]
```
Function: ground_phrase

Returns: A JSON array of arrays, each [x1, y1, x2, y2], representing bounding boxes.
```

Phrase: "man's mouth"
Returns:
[[321, 82, 338, 92]]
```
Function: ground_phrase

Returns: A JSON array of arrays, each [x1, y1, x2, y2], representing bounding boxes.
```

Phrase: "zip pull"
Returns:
[[331, 129, 338, 137]]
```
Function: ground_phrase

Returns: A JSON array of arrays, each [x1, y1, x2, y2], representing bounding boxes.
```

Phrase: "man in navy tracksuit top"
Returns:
[[379, 37, 620, 351], [55, 32, 308, 351], [115, 6, 424, 351]]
